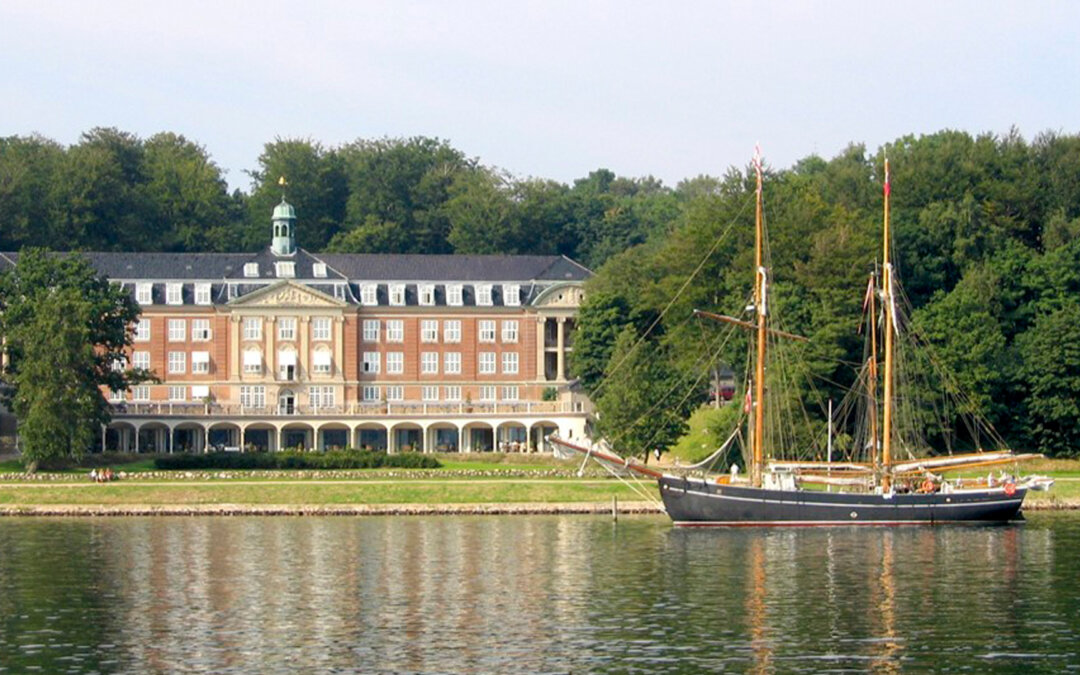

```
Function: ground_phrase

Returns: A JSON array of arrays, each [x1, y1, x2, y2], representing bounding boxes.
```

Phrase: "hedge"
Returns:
[[154, 450, 441, 471]]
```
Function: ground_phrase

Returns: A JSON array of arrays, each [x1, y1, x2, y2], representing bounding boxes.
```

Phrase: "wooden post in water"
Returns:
[[612, 495, 618, 521]]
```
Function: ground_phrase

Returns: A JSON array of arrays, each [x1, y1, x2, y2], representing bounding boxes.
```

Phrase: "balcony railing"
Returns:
[[110, 401, 587, 418]]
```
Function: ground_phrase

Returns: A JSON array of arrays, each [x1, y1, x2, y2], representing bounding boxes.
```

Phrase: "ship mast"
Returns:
[[867, 270, 879, 471], [752, 148, 767, 488], [881, 159, 894, 491]]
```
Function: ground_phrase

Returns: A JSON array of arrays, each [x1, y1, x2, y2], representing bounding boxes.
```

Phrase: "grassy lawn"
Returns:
[[0, 479, 640, 506]]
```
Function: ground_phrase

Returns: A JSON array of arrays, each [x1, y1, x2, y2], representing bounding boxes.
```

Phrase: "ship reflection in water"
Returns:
[[0, 515, 1076, 673]]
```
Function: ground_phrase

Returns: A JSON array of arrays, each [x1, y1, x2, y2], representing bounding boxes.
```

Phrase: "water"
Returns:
[[1, 514, 1079, 673]]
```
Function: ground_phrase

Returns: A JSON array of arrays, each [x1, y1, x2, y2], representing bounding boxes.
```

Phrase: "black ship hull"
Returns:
[[659, 476, 1026, 526]]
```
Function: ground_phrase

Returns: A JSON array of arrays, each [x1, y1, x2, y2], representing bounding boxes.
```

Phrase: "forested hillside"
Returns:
[[2, 127, 1079, 455]]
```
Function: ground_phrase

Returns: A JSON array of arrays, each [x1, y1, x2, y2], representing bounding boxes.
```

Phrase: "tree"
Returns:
[[593, 327, 695, 460], [0, 249, 146, 470]]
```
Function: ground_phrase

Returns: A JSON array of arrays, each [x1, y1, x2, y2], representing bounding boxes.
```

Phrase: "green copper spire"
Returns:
[[271, 193, 296, 256]]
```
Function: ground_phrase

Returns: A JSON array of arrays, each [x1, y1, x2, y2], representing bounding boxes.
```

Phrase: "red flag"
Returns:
[[884, 159, 891, 196]]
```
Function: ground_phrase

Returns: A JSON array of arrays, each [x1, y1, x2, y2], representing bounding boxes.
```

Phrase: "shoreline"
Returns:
[[0, 501, 663, 517], [1, 500, 1077, 517]]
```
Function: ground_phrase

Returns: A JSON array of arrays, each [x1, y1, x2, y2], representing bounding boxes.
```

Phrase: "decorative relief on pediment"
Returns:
[[533, 284, 585, 308], [235, 283, 342, 308]]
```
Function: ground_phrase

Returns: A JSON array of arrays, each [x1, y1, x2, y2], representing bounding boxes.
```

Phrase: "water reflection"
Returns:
[[0, 515, 1077, 673]]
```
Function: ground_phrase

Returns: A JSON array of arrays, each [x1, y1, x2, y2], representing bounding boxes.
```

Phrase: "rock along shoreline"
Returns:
[[0, 501, 665, 517]]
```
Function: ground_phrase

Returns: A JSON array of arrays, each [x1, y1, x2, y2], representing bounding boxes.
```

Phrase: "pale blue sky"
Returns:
[[3, 1, 1077, 191]]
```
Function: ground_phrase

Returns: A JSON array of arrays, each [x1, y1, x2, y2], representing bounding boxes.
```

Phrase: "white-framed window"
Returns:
[[167, 351, 186, 374], [334, 284, 346, 301], [109, 388, 125, 402], [421, 385, 439, 401], [444, 352, 461, 374], [501, 385, 519, 401], [419, 284, 435, 306], [168, 319, 186, 342], [479, 385, 496, 402], [168, 385, 186, 401], [387, 352, 404, 374], [360, 284, 378, 306], [421, 320, 438, 343], [363, 320, 380, 342], [240, 385, 265, 408], [421, 352, 438, 374], [134, 319, 151, 342], [312, 349, 332, 374], [443, 320, 461, 343], [243, 349, 262, 374], [166, 283, 183, 305], [389, 284, 406, 306], [385, 385, 404, 402], [312, 317, 331, 341], [476, 284, 493, 306], [362, 385, 381, 402], [191, 319, 211, 341], [227, 283, 237, 300], [503, 284, 521, 306], [135, 283, 153, 305], [275, 261, 295, 278], [386, 320, 404, 342], [313, 262, 327, 278], [309, 385, 335, 408], [277, 349, 297, 380], [362, 352, 380, 374], [191, 351, 210, 374], [243, 317, 262, 341], [194, 283, 211, 305], [444, 385, 461, 401], [502, 352, 519, 375], [191, 385, 210, 400], [131, 385, 150, 402], [478, 320, 496, 343], [132, 351, 150, 370], [278, 317, 296, 341], [110, 356, 124, 372], [244, 262, 259, 278], [502, 320, 519, 343], [446, 284, 463, 306], [478, 352, 496, 374]]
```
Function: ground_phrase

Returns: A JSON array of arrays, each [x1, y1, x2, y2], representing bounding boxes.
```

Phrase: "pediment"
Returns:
[[532, 282, 585, 308], [229, 281, 346, 308]]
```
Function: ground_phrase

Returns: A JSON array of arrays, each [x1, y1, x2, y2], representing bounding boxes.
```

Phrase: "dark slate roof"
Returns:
[[315, 253, 591, 282], [0, 250, 591, 283]]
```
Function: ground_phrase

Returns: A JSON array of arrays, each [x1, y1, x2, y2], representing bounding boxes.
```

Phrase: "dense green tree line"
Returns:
[[3, 126, 1080, 457], [0, 128, 676, 269]]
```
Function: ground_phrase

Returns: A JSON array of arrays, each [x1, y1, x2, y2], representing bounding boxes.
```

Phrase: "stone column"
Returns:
[[299, 316, 310, 381], [229, 315, 240, 379], [334, 316, 345, 377], [265, 316, 275, 380], [556, 317, 566, 382], [535, 316, 546, 380]]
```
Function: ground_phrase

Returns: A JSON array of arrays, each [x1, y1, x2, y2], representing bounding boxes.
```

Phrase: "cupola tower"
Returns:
[[271, 196, 296, 256]]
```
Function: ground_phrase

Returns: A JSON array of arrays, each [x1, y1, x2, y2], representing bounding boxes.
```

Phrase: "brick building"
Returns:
[[0, 198, 592, 454]]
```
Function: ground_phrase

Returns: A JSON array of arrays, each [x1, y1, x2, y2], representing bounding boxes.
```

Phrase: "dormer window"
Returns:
[[360, 284, 378, 306], [275, 261, 295, 278], [503, 284, 520, 306], [476, 284, 493, 306], [313, 263, 327, 278], [135, 283, 153, 305], [244, 263, 259, 278], [166, 283, 183, 305], [389, 284, 406, 306], [194, 283, 212, 305], [419, 284, 435, 306], [447, 284, 463, 306]]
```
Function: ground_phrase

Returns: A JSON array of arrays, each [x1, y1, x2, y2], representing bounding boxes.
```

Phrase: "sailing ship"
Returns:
[[552, 152, 1052, 526]]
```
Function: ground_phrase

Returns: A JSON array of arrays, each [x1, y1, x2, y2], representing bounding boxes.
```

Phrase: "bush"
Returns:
[[154, 450, 440, 471]]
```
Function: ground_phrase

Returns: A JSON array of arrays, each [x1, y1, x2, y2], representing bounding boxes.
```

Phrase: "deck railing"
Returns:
[[110, 401, 586, 417]]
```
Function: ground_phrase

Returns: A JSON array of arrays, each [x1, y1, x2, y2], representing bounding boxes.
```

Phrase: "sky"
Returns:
[[2, 1, 1078, 193]]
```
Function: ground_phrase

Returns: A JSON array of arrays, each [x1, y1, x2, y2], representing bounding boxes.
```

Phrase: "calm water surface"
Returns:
[[1, 514, 1079, 673]]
